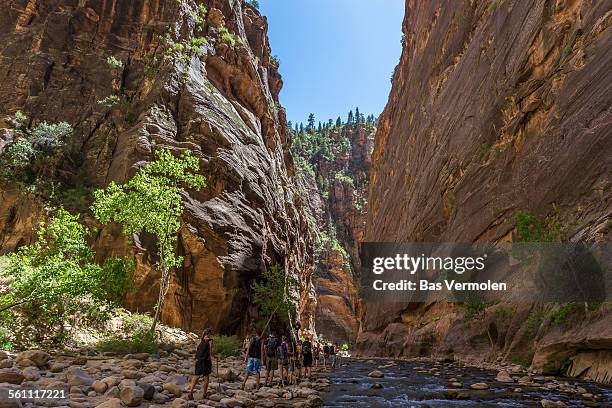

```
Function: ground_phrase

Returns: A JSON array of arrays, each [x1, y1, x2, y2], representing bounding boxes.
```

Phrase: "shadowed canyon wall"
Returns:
[[360, 0, 612, 382], [0, 0, 316, 334]]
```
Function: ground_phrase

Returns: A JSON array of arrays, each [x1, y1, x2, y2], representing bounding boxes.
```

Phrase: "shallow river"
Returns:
[[322, 358, 612, 407]]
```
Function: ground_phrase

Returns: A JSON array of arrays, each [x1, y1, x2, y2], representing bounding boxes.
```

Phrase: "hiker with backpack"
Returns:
[[241, 332, 263, 390], [279, 335, 290, 386], [264, 333, 279, 387], [187, 329, 214, 400], [323, 343, 330, 368], [330, 343, 337, 369], [291, 339, 303, 384], [313, 343, 320, 367], [302, 335, 313, 378]]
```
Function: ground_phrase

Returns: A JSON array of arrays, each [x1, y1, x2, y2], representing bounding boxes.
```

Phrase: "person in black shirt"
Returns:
[[188, 329, 214, 399], [241, 332, 263, 390], [302, 335, 313, 378]]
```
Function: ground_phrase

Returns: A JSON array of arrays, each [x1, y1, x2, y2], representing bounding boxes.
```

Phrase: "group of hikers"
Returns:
[[187, 329, 342, 399]]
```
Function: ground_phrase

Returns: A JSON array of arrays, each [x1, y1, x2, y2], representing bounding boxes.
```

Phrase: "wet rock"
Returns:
[[16, 350, 50, 368], [540, 400, 567, 408], [450, 382, 463, 388], [469, 382, 489, 390], [120, 385, 144, 407], [370, 383, 383, 389], [367, 370, 384, 378], [0, 351, 8, 360]]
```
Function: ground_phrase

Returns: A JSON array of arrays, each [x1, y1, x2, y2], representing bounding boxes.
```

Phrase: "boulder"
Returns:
[[219, 398, 243, 408], [21, 367, 40, 381], [120, 385, 144, 407], [0, 368, 24, 384], [95, 398, 123, 408], [136, 382, 155, 400], [367, 370, 384, 378], [0, 351, 8, 360], [470, 382, 489, 390], [92, 380, 109, 394], [0, 359, 13, 369], [16, 358, 36, 368], [66, 367, 93, 386], [16, 350, 50, 368], [163, 382, 184, 397], [541, 400, 568, 408], [495, 370, 514, 383]]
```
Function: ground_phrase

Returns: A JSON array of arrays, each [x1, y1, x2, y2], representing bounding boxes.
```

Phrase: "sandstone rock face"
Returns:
[[0, 1, 314, 333], [360, 0, 612, 381]]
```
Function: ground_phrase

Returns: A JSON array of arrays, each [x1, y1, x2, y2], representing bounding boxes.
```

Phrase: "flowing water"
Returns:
[[322, 358, 612, 407]]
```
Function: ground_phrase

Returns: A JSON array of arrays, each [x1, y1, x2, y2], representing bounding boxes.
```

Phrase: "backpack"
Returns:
[[266, 337, 277, 357], [323, 345, 330, 354], [197, 339, 211, 361], [303, 340, 311, 354], [330, 345, 335, 354], [280, 342, 288, 359], [248, 337, 260, 358]]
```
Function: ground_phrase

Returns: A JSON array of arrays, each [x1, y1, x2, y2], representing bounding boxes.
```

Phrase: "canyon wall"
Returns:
[[0, 0, 316, 334], [360, 0, 612, 382], [292, 122, 375, 344]]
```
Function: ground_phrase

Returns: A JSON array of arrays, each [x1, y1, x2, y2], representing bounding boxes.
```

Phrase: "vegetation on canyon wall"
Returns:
[[289, 110, 376, 344]]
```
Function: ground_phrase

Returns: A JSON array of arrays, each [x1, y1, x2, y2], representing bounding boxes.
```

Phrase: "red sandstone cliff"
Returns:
[[0, 0, 316, 334], [360, 0, 612, 382]]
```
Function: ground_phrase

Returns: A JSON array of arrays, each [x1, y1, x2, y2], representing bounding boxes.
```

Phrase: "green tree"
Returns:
[[355, 107, 360, 124], [251, 265, 298, 335], [336, 117, 342, 127], [307, 113, 316, 131], [92, 149, 206, 332], [0, 209, 132, 346], [347, 110, 354, 124]]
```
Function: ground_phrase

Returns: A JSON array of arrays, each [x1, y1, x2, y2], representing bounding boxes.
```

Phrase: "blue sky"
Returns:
[[259, 0, 404, 126]]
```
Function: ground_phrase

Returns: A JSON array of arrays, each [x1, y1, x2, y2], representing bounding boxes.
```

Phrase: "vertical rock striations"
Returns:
[[361, 0, 612, 381], [0, 0, 315, 334]]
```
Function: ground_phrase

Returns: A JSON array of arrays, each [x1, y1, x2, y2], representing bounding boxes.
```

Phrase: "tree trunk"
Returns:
[[151, 261, 170, 333]]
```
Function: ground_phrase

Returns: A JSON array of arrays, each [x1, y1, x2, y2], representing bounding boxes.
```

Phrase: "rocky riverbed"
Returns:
[[0, 347, 329, 408], [323, 358, 612, 407]]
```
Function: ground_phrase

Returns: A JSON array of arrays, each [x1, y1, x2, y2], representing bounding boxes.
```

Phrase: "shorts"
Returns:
[[265, 357, 278, 371], [246, 357, 261, 374], [303, 354, 312, 368], [290, 359, 301, 371], [195, 359, 212, 376], [280, 358, 289, 366]]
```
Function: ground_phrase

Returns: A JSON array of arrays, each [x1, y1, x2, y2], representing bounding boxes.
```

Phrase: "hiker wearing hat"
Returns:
[[263, 333, 279, 387], [188, 328, 214, 399]]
